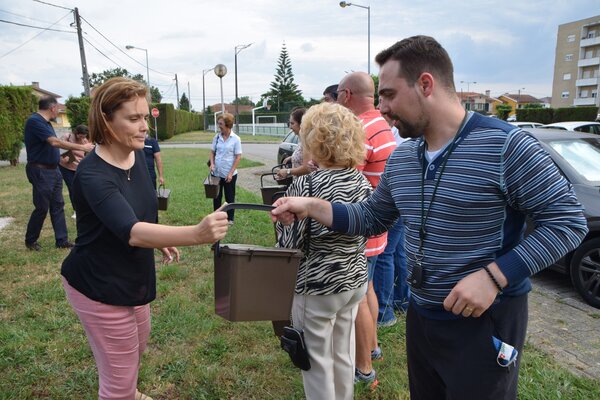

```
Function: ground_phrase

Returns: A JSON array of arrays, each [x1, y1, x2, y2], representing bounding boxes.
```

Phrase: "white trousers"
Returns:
[[292, 283, 367, 400]]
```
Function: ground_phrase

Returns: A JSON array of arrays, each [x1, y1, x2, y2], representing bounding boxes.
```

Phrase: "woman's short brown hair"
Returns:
[[300, 102, 365, 169], [217, 112, 234, 129], [89, 77, 149, 145]]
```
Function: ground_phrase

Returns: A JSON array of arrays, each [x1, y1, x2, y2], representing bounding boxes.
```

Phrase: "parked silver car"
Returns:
[[529, 128, 600, 308], [540, 121, 600, 135]]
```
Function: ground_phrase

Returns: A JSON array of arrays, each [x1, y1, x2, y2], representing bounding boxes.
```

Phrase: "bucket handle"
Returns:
[[214, 203, 275, 257]]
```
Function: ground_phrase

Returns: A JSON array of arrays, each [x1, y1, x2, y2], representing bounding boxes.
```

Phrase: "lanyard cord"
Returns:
[[418, 112, 469, 255]]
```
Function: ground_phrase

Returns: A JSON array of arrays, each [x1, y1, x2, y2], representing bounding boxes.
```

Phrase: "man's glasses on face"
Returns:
[[336, 88, 351, 97]]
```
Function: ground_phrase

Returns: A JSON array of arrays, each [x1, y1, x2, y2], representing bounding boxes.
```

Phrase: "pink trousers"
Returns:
[[62, 277, 151, 400]]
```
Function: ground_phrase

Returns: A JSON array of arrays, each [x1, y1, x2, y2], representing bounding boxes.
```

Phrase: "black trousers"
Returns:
[[406, 294, 528, 400], [25, 164, 68, 245], [213, 174, 237, 221]]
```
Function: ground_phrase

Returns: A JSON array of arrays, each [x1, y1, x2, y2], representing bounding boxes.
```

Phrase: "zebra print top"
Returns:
[[277, 168, 372, 296]]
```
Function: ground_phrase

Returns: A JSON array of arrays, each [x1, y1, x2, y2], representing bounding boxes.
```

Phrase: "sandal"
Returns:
[[135, 389, 154, 400]]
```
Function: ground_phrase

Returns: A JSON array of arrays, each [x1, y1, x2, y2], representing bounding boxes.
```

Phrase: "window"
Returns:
[[588, 31, 596, 39], [565, 54, 573, 61], [561, 91, 570, 98], [563, 73, 572, 80], [580, 90, 589, 98], [567, 34, 575, 42]]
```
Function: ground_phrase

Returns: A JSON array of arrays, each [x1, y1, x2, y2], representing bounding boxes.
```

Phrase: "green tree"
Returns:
[[371, 74, 379, 107], [179, 93, 190, 112], [496, 104, 513, 120], [232, 96, 254, 106], [262, 43, 304, 112], [65, 96, 91, 128], [87, 67, 161, 103]]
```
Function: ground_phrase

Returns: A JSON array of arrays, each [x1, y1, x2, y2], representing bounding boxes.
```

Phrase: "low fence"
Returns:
[[208, 123, 289, 137]]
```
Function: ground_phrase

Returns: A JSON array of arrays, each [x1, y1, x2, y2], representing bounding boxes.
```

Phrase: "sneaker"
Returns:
[[56, 241, 75, 249], [355, 368, 378, 390], [377, 316, 397, 328], [25, 241, 42, 251], [228, 220, 234, 226], [371, 345, 383, 361]]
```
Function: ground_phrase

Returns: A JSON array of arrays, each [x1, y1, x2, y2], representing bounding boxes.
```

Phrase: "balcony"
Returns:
[[573, 97, 598, 106], [575, 77, 599, 87], [578, 57, 600, 67], [580, 36, 600, 47]]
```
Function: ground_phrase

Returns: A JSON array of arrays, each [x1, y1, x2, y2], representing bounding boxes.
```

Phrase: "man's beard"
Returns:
[[390, 114, 425, 139]]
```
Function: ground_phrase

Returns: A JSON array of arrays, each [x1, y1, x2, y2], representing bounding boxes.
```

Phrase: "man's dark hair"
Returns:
[[323, 84, 339, 101], [375, 35, 456, 92], [38, 96, 58, 110]]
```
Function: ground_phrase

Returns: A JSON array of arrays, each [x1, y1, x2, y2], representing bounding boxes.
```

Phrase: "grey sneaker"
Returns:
[[354, 368, 378, 390], [371, 345, 383, 361], [25, 241, 42, 251], [377, 316, 397, 328]]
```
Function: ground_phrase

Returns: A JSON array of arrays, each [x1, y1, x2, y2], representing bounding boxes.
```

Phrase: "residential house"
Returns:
[[551, 15, 600, 109], [498, 93, 543, 117], [458, 90, 502, 115]]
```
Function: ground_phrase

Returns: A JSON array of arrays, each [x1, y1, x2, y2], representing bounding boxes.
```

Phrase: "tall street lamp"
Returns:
[[460, 80, 477, 93], [214, 64, 228, 121], [234, 43, 253, 134], [202, 67, 214, 131], [125, 45, 150, 88], [340, 1, 371, 75]]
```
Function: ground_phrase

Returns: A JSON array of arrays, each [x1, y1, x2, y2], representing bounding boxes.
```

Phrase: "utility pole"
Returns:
[[174, 74, 180, 109], [187, 81, 191, 111], [74, 7, 90, 96]]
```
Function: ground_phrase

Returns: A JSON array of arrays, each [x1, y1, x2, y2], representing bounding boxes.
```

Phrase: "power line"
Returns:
[[0, 18, 74, 33], [32, 0, 72, 11], [0, 8, 71, 27], [79, 15, 174, 78], [0, 11, 73, 59], [82, 37, 122, 68]]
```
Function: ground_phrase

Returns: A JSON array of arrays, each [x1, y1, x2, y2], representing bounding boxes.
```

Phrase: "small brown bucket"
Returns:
[[259, 173, 287, 205], [157, 184, 171, 210], [204, 174, 220, 199], [213, 203, 302, 322]]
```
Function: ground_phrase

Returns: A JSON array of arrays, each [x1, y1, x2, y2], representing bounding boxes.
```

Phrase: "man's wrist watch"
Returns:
[[287, 169, 291, 176]]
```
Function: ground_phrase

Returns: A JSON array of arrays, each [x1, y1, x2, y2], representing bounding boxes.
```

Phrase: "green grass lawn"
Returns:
[[164, 130, 281, 144], [1, 148, 599, 399]]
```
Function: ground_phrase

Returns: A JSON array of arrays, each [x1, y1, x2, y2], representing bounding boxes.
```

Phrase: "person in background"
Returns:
[[373, 115, 410, 324], [277, 102, 371, 400], [209, 112, 242, 225], [143, 133, 164, 190], [24, 96, 94, 251], [322, 84, 339, 103], [276, 107, 311, 181], [61, 77, 229, 400], [337, 71, 397, 388], [58, 124, 90, 219], [272, 35, 587, 400]]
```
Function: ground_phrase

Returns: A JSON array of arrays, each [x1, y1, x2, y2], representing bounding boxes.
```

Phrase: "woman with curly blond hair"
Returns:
[[276, 102, 371, 400]]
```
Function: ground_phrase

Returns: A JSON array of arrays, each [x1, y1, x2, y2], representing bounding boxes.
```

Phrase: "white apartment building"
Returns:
[[551, 15, 600, 109]]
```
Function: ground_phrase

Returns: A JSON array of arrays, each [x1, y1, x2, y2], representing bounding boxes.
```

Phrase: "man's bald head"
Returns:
[[337, 71, 376, 114]]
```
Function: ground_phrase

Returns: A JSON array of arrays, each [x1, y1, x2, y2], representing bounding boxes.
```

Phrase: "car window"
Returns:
[[574, 125, 592, 133], [548, 138, 600, 182]]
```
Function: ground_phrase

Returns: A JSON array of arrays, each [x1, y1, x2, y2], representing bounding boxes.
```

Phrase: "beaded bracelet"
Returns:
[[483, 265, 503, 294]]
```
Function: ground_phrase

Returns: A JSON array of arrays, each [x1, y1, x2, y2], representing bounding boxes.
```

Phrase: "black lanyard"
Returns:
[[409, 112, 469, 288]]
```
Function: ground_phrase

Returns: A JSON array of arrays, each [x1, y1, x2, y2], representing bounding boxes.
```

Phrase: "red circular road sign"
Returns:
[[151, 107, 159, 118]]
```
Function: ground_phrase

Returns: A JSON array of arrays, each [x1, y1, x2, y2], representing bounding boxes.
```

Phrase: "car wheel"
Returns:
[[569, 237, 600, 308]]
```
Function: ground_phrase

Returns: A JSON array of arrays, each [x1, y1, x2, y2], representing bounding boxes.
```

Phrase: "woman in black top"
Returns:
[[61, 77, 229, 400]]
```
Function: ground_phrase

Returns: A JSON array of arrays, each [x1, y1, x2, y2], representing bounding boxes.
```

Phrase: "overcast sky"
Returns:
[[0, 0, 595, 108]]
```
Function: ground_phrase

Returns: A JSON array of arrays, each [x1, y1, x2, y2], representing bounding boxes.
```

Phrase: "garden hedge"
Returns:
[[0, 86, 36, 164]]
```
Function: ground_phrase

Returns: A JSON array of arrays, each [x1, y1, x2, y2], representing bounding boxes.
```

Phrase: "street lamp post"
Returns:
[[460, 80, 477, 93], [340, 1, 371, 75], [202, 67, 213, 131], [125, 45, 150, 88], [234, 43, 253, 134], [214, 64, 228, 122]]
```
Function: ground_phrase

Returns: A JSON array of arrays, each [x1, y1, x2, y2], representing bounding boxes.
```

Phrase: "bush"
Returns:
[[496, 104, 512, 120], [517, 108, 554, 124], [0, 86, 36, 164], [553, 106, 598, 122], [65, 96, 91, 128]]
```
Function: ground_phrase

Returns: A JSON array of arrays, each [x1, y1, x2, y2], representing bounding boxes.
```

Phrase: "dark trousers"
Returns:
[[406, 294, 528, 400], [59, 165, 75, 208], [213, 174, 237, 221], [25, 164, 68, 245]]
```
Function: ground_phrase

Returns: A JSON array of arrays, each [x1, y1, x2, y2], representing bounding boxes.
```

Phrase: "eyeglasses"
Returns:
[[336, 88, 351, 97]]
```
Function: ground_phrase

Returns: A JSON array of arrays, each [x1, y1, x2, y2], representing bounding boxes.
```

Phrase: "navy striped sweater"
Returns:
[[332, 112, 588, 318]]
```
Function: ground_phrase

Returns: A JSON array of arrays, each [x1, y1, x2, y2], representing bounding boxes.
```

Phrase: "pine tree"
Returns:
[[263, 43, 304, 112], [179, 93, 190, 111]]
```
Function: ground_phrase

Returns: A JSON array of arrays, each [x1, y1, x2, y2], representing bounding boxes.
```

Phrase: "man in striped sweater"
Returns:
[[272, 36, 588, 399], [337, 71, 397, 387]]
